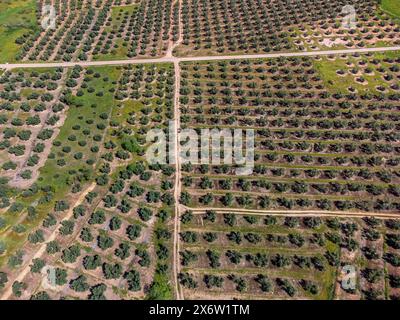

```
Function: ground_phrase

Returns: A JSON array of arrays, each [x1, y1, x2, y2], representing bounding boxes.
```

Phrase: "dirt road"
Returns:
[[2, 46, 400, 70], [171, 1, 184, 299], [172, 59, 183, 300], [187, 207, 400, 219]]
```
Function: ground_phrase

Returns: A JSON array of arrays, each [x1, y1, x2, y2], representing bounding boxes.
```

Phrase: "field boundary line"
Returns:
[[2, 46, 400, 70]]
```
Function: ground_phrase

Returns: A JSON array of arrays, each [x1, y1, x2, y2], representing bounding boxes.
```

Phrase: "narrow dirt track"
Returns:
[[171, 0, 184, 300], [2, 46, 400, 70], [172, 60, 183, 300], [186, 206, 400, 219]]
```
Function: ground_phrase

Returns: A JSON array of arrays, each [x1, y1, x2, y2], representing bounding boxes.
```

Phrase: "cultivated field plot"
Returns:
[[178, 213, 400, 300], [0, 64, 176, 300], [0, 67, 67, 188], [291, 2, 400, 51], [315, 51, 400, 94], [2, 0, 400, 62], [178, 53, 400, 213], [5, 0, 177, 63], [1, 0, 400, 303], [0, 0, 38, 63], [175, 0, 400, 57]]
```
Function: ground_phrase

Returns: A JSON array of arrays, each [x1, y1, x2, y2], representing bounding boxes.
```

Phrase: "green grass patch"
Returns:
[[314, 53, 400, 94], [0, 66, 122, 267], [95, 4, 138, 60], [146, 272, 173, 300], [0, 0, 38, 63], [380, 0, 400, 18], [37, 66, 121, 194]]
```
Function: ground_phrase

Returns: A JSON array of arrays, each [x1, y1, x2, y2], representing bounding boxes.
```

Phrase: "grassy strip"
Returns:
[[380, 0, 400, 18], [0, 66, 121, 267], [0, 0, 38, 63]]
